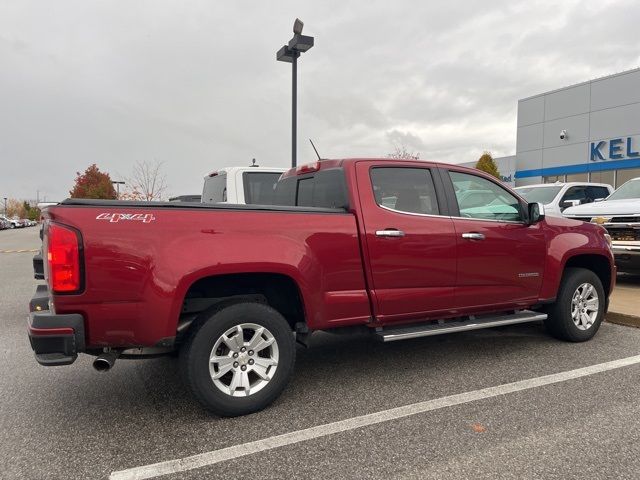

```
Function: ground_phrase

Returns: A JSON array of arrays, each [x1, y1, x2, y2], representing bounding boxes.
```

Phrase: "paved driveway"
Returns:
[[2, 228, 639, 479]]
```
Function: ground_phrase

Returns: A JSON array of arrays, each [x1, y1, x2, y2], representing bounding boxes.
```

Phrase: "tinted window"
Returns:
[[587, 186, 610, 200], [449, 171, 522, 222], [562, 186, 588, 203], [296, 177, 314, 206], [273, 177, 296, 205], [370, 167, 439, 215], [243, 172, 282, 205], [273, 168, 349, 209]]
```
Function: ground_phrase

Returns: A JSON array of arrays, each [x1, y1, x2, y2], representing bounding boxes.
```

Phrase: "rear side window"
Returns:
[[274, 168, 349, 209], [370, 167, 439, 215], [243, 172, 282, 205]]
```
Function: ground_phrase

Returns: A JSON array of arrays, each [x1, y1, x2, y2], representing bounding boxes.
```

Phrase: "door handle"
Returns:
[[376, 229, 405, 238], [461, 232, 485, 240]]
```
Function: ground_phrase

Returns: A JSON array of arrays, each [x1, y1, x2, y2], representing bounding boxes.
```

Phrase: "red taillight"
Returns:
[[47, 223, 81, 293]]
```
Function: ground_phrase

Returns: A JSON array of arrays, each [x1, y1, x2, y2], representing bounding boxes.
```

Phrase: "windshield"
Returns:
[[607, 178, 640, 201], [514, 186, 562, 204]]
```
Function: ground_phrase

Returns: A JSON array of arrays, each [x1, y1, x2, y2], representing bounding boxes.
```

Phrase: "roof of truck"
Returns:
[[204, 166, 287, 179]]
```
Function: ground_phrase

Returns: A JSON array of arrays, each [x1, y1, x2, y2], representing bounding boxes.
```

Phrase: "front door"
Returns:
[[355, 161, 457, 324], [443, 168, 546, 312]]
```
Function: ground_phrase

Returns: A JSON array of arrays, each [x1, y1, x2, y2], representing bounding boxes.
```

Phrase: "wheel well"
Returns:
[[564, 254, 612, 295], [178, 273, 305, 337]]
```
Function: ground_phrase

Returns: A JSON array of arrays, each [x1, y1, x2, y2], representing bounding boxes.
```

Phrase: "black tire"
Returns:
[[544, 267, 605, 342], [180, 302, 296, 417]]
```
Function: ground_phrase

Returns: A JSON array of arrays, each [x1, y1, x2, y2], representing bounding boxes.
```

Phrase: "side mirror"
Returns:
[[528, 202, 545, 224]]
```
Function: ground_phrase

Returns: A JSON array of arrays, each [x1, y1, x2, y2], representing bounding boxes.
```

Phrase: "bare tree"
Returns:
[[122, 160, 168, 201], [387, 144, 420, 160]]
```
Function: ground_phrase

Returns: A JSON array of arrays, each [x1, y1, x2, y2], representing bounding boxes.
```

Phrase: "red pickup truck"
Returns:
[[29, 159, 615, 416]]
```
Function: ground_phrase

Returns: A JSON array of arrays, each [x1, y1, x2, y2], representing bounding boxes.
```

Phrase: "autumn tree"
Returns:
[[6, 199, 26, 218], [121, 160, 168, 201], [69, 164, 117, 199], [475, 152, 501, 180], [387, 144, 420, 160]]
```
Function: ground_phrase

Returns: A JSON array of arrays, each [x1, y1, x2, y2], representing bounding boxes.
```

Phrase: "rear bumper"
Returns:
[[27, 287, 85, 366]]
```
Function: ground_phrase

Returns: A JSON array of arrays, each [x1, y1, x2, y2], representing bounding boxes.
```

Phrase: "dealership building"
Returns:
[[466, 68, 640, 188]]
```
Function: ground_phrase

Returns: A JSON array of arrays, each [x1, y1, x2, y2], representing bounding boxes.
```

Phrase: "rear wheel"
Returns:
[[180, 302, 296, 416], [544, 267, 605, 342]]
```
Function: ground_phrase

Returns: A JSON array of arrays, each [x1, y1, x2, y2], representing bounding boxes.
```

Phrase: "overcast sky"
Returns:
[[1, 0, 639, 201]]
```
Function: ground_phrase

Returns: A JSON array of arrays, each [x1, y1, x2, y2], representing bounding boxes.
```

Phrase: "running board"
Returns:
[[376, 310, 547, 342]]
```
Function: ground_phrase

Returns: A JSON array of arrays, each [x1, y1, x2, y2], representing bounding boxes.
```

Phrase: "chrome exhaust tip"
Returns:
[[93, 351, 118, 372]]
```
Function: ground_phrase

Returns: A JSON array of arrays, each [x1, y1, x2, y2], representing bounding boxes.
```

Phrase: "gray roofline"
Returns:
[[519, 66, 640, 102]]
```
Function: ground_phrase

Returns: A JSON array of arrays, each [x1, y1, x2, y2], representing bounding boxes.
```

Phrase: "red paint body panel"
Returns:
[[45, 206, 369, 347], [40, 159, 615, 350], [354, 161, 457, 323], [451, 218, 546, 311]]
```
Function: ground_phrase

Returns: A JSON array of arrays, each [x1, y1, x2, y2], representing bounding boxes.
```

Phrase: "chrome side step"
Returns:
[[376, 310, 547, 342]]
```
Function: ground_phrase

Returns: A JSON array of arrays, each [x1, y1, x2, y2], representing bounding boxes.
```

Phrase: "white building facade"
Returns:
[[514, 68, 640, 188]]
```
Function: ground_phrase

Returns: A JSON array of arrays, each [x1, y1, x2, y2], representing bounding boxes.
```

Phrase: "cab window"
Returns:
[[561, 186, 589, 205], [449, 171, 523, 222], [370, 167, 440, 215]]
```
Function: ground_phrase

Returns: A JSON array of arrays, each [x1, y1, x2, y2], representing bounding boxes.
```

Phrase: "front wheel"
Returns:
[[544, 267, 605, 342], [180, 302, 296, 417]]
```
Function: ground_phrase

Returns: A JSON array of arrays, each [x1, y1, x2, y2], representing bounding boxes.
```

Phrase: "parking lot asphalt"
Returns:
[[2, 228, 640, 480]]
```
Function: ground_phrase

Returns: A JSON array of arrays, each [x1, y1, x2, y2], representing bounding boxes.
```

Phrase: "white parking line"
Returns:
[[110, 354, 640, 480]]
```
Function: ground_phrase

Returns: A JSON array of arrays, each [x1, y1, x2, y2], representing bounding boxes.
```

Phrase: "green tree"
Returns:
[[69, 164, 117, 199], [475, 152, 501, 180], [26, 206, 41, 221]]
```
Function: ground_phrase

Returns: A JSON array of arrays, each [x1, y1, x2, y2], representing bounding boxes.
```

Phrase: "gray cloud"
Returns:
[[0, 0, 638, 201]]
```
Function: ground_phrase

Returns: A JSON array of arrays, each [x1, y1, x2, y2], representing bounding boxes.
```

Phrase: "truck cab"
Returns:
[[201, 166, 287, 205]]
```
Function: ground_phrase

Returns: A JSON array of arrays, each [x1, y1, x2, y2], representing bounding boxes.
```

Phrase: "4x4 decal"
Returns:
[[96, 213, 156, 223]]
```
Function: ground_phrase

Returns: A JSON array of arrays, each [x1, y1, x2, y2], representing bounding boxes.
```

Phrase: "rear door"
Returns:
[[441, 168, 546, 312], [355, 161, 457, 324]]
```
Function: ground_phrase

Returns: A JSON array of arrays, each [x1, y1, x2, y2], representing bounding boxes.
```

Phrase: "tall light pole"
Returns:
[[276, 19, 314, 168], [111, 181, 125, 199]]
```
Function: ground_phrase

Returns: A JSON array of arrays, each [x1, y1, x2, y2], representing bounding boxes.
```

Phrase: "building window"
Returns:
[[566, 173, 589, 183], [589, 170, 615, 187], [616, 167, 640, 188], [544, 175, 565, 183]]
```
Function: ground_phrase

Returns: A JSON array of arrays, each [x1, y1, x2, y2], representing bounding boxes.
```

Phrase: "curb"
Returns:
[[606, 311, 640, 328]]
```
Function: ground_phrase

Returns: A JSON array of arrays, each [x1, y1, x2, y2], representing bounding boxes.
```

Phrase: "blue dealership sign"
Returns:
[[591, 136, 640, 161]]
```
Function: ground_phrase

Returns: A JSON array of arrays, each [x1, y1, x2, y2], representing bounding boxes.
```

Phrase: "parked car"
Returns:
[[28, 159, 614, 416], [514, 182, 613, 217], [202, 166, 287, 205], [564, 177, 640, 273], [0, 217, 9, 230], [0, 215, 21, 229]]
